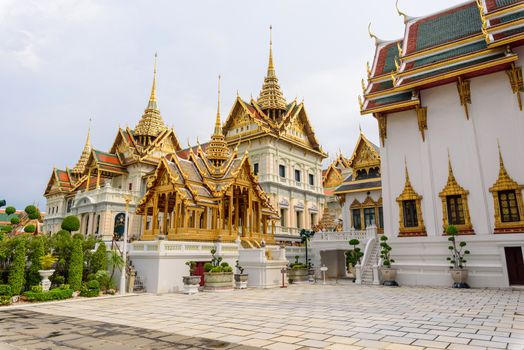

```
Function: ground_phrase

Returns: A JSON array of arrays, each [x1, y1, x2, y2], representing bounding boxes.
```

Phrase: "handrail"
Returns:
[[360, 236, 376, 274]]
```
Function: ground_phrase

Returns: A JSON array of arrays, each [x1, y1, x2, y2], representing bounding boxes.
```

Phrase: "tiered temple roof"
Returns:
[[222, 28, 326, 158], [360, 0, 524, 117]]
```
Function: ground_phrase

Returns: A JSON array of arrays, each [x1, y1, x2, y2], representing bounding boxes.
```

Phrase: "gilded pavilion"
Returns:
[[136, 78, 279, 245]]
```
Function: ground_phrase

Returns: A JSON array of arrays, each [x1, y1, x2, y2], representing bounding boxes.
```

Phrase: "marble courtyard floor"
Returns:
[[0, 283, 523, 350]]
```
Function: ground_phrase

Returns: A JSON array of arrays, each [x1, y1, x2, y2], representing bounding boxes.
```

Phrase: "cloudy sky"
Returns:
[[1, 0, 465, 208]]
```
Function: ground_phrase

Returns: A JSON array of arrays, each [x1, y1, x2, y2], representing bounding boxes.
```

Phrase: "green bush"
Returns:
[[10, 217, 20, 225], [28, 209, 41, 220], [223, 266, 233, 273], [51, 275, 65, 286], [0, 284, 12, 296], [80, 287, 99, 297], [23, 288, 73, 302], [59, 284, 70, 290], [0, 296, 11, 305], [26, 235, 44, 289], [204, 262, 213, 272], [61, 216, 80, 233], [8, 239, 27, 295], [380, 235, 395, 268], [87, 280, 99, 289], [5, 206, 16, 216], [90, 243, 107, 274], [24, 225, 36, 233], [94, 270, 111, 291], [220, 262, 229, 268], [1, 225, 12, 233], [210, 266, 222, 272], [24, 205, 37, 215], [68, 237, 83, 291], [31, 285, 43, 293]]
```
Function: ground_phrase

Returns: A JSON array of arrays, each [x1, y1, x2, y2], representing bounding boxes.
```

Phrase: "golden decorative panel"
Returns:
[[506, 64, 523, 111], [438, 156, 473, 234], [376, 113, 387, 146], [489, 146, 524, 233], [396, 163, 426, 236], [456, 77, 471, 120], [416, 106, 428, 142]]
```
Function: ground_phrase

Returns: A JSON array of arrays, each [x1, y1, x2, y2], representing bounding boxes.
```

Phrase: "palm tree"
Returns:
[[108, 249, 124, 280]]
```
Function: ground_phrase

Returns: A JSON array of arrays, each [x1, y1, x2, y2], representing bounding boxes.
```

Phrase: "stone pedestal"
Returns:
[[238, 246, 288, 288]]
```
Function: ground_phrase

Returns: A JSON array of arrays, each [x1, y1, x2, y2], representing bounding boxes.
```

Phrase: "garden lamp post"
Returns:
[[120, 195, 131, 296]]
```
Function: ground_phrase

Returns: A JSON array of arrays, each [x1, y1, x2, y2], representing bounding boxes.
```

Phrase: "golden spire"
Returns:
[[497, 141, 509, 178], [134, 53, 168, 143], [214, 74, 222, 135], [206, 75, 230, 169], [148, 52, 158, 110], [257, 25, 287, 112], [73, 119, 92, 174]]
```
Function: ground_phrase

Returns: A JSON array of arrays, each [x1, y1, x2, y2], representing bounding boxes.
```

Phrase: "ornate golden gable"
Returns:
[[489, 146, 524, 233], [438, 156, 473, 234], [396, 163, 426, 236], [348, 133, 380, 174]]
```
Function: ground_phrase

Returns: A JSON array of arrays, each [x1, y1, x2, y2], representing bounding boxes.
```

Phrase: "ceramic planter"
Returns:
[[182, 275, 201, 294], [380, 267, 399, 286], [287, 268, 308, 284], [234, 274, 248, 289], [450, 268, 470, 288], [204, 272, 234, 291], [38, 269, 55, 292]]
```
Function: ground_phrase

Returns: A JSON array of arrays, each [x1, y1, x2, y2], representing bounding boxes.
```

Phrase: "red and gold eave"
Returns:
[[360, 0, 524, 118]]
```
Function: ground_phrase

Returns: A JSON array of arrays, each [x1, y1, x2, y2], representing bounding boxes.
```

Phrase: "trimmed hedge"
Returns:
[[61, 216, 80, 233], [23, 288, 74, 302], [24, 225, 36, 233], [8, 239, 27, 295], [0, 296, 11, 305], [68, 237, 83, 291], [90, 243, 107, 273], [80, 287, 99, 297]]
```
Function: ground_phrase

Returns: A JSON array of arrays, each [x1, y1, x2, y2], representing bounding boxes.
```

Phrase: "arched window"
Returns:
[[114, 213, 126, 240]]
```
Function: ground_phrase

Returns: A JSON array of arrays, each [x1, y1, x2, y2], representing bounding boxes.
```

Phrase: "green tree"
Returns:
[[61, 216, 80, 233], [91, 243, 107, 273], [24, 225, 36, 233], [108, 250, 124, 280], [8, 238, 27, 295], [68, 236, 83, 291], [10, 217, 20, 225], [26, 236, 44, 289], [5, 206, 16, 216]]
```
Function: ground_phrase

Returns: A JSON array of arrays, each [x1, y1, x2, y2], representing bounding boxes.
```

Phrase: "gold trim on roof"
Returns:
[[506, 63, 523, 111]]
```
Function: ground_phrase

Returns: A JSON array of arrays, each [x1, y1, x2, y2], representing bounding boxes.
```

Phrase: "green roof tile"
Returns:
[[413, 41, 487, 68]]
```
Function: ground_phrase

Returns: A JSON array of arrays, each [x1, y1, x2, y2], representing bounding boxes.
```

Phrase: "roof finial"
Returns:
[[395, 0, 412, 23], [368, 23, 384, 45], [214, 74, 222, 135], [149, 52, 158, 105], [268, 25, 274, 74]]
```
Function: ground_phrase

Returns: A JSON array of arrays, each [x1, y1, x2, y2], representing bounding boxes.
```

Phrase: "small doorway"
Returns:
[[505, 247, 524, 285]]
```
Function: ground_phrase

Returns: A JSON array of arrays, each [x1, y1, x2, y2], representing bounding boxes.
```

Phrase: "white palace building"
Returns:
[[357, 0, 524, 288]]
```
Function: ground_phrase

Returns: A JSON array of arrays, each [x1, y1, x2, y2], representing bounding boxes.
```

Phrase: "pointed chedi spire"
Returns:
[[257, 25, 287, 117], [73, 119, 92, 175], [206, 75, 230, 169], [134, 53, 168, 146]]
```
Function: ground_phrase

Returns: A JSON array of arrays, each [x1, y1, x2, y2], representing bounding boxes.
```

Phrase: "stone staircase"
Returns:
[[360, 239, 380, 285]]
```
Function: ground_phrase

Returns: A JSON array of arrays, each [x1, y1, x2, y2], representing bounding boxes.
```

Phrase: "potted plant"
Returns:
[[203, 248, 233, 291], [287, 255, 308, 284], [234, 260, 248, 289], [182, 260, 200, 294], [379, 235, 398, 286], [446, 225, 470, 288], [346, 239, 363, 281], [39, 254, 58, 292]]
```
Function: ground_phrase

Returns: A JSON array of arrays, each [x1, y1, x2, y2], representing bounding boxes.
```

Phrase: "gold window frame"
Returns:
[[489, 147, 524, 233], [438, 157, 474, 234], [396, 164, 426, 237]]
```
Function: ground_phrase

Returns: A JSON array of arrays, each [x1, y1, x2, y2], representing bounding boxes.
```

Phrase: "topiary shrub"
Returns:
[[1, 225, 12, 233], [26, 236, 45, 289], [80, 279, 100, 297], [10, 217, 20, 225], [61, 216, 80, 233], [68, 237, 83, 291], [8, 238, 27, 295], [5, 206, 16, 216], [90, 243, 107, 274], [204, 262, 213, 272], [23, 288, 74, 302], [24, 205, 37, 215], [24, 225, 36, 233]]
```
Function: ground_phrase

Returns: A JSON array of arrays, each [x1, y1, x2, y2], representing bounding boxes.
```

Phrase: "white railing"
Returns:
[[311, 226, 377, 242], [130, 240, 239, 256]]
